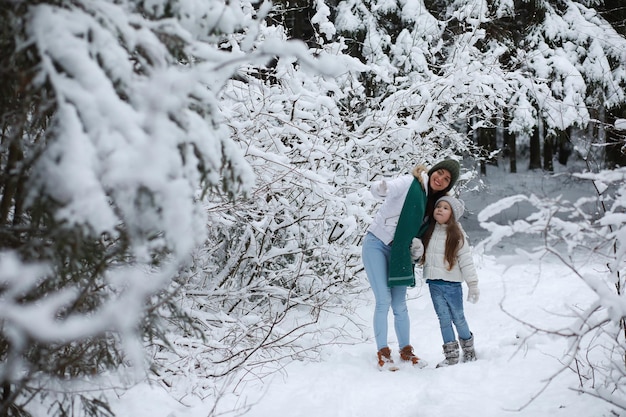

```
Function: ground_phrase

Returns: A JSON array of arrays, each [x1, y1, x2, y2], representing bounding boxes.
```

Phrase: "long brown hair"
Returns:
[[425, 189, 446, 220], [421, 213, 464, 270]]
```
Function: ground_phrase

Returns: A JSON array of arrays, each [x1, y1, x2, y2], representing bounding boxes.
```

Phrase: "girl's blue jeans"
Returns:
[[362, 232, 411, 351], [428, 280, 472, 343]]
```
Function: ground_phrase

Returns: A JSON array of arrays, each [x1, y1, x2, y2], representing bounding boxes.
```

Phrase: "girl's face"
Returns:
[[433, 200, 453, 225], [429, 169, 452, 192]]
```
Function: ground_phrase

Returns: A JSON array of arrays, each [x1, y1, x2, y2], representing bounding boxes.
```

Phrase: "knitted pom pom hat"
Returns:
[[436, 196, 465, 220], [428, 159, 460, 191]]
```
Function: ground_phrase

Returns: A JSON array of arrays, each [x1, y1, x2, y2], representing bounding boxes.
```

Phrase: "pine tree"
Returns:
[[0, 0, 258, 415]]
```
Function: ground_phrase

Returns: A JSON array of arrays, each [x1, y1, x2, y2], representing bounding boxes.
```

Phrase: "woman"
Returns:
[[362, 159, 460, 371]]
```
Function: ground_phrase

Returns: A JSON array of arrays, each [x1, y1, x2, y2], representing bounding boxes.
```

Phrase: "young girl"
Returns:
[[419, 195, 479, 367]]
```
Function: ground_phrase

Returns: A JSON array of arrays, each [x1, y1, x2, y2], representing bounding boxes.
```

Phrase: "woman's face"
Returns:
[[429, 169, 452, 192]]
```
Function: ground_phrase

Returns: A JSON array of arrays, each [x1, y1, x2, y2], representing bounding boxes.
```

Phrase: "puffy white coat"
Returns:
[[368, 174, 427, 245], [423, 223, 478, 285]]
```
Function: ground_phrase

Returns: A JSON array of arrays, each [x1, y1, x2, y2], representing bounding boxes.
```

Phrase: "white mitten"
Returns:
[[371, 180, 388, 198], [410, 238, 424, 261], [467, 282, 480, 304], [377, 180, 388, 196]]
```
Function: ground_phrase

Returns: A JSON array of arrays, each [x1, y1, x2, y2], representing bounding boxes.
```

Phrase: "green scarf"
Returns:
[[388, 178, 427, 287]]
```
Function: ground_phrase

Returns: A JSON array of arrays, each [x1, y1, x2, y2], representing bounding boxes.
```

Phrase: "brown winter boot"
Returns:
[[436, 341, 460, 368], [377, 347, 399, 372], [399, 345, 428, 368], [460, 334, 476, 362]]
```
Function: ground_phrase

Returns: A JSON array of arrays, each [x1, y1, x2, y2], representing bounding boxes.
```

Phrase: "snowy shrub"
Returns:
[[478, 167, 626, 412]]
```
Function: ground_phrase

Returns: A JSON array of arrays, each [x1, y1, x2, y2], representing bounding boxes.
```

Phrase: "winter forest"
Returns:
[[1, 0, 626, 416]]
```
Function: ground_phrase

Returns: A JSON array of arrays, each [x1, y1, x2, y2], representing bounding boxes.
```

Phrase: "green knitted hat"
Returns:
[[428, 159, 460, 191]]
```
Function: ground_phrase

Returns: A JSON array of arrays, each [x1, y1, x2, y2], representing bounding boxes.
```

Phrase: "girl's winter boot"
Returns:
[[460, 334, 476, 362], [436, 341, 459, 368], [377, 347, 399, 372]]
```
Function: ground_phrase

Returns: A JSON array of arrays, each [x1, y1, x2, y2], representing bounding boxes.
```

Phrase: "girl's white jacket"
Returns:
[[367, 174, 424, 245], [423, 223, 478, 285]]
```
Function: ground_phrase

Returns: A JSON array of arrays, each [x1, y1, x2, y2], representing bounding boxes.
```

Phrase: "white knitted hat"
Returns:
[[436, 196, 465, 219]]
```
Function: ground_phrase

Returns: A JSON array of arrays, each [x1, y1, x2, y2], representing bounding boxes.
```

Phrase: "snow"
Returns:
[[110, 254, 613, 417], [108, 162, 619, 417]]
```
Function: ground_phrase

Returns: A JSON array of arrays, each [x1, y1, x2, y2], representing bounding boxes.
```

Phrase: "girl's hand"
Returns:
[[467, 282, 480, 304], [410, 238, 424, 261]]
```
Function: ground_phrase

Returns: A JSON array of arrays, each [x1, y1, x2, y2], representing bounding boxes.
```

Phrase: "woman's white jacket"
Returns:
[[368, 175, 422, 245]]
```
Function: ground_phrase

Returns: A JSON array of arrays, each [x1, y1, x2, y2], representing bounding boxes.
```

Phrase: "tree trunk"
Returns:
[[605, 104, 626, 168], [556, 128, 572, 166], [487, 126, 498, 167], [529, 127, 542, 170], [477, 126, 487, 175], [543, 134, 554, 172], [477, 125, 497, 175], [506, 133, 517, 173], [502, 109, 517, 173]]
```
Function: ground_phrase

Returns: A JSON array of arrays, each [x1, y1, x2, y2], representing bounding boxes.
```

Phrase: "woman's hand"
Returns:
[[412, 165, 428, 191], [370, 180, 388, 198]]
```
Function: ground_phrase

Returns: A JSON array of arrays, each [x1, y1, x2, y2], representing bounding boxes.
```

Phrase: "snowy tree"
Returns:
[[0, 0, 338, 415], [517, 0, 626, 170], [152, 44, 375, 398], [332, 0, 626, 172], [445, 0, 626, 172]]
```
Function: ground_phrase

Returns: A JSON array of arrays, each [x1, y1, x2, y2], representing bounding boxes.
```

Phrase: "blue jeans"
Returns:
[[362, 232, 411, 351], [428, 280, 472, 343]]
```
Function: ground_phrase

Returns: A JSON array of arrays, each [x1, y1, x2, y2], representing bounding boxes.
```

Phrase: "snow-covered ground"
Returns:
[[111, 160, 620, 417]]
